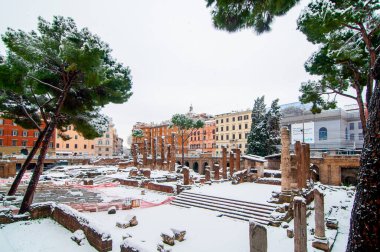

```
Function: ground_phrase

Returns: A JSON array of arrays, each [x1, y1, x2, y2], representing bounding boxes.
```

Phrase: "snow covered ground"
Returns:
[[190, 182, 280, 204], [0, 219, 97, 252]]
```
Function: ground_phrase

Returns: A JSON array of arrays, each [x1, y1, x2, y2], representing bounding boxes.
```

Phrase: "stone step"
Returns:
[[177, 194, 273, 216], [180, 191, 276, 211], [170, 199, 269, 225], [172, 197, 271, 222]]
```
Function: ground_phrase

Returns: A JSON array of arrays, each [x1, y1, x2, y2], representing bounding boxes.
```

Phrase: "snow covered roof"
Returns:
[[241, 154, 265, 163]]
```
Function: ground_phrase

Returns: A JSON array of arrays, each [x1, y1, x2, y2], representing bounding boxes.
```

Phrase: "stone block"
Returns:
[[249, 221, 267, 252]]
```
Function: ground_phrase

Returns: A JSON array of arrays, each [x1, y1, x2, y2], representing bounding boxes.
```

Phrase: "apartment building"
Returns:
[[214, 109, 252, 155], [188, 119, 216, 154], [0, 118, 55, 156], [55, 125, 96, 157]]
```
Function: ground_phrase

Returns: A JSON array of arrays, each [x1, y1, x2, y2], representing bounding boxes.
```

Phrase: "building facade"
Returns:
[[215, 109, 251, 155], [55, 125, 96, 157], [188, 119, 216, 154], [95, 120, 120, 157], [0, 118, 55, 156], [280, 104, 364, 152]]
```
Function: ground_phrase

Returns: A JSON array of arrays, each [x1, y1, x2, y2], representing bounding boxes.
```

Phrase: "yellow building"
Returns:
[[215, 109, 251, 156], [55, 125, 96, 157]]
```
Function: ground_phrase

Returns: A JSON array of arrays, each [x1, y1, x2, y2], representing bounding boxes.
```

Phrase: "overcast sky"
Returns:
[[0, 0, 353, 145]]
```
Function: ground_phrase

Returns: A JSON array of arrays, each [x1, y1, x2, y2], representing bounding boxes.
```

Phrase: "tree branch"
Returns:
[[18, 96, 41, 132], [27, 75, 63, 92], [325, 85, 357, 100]]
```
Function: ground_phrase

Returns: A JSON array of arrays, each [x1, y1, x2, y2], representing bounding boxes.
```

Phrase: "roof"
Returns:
[[241, 154, 265, 163]]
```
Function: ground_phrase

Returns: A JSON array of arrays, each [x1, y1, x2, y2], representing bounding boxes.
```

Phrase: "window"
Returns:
[[12, 140, 17, 146], [226, 134, 229, 140], [12, 130, 18, 136], [34, 131, 39, 138], [245, 133, 249, 139], [244, 115, 249, 120], [350, 133, 355, 141], [98, 140, 103, 145], [358, 133, 363, 141], [23, 131, 28, 137], [212, 129, 215, 134], [239, 125, 242, 130], [216, 136, 218, 141], [74, 144, 78, 149], [22, 140, 27, 146], [106, 134, 110, 138], [221, 127, 223, 132], [0, 139, 3, 146], [68, 126, 72, 130], [203, 136, 206, 140], [106, 147, 109, 151], [56, 143, 60, 148], [0, 129, 3, 136], [216, 127, 218, 132], [345, 127, 348, 140], [319, 127, 327, 141], [349, 123, 355, 130], [0, 119, 3, 125], [106, 140, 110, 145], [238, 116, 242, 121], [66, 143, 69, 148], [91, 145, 94, 149], [216, 120, 218, 124], [239, 134, 242, 139], [232, 117, 235, 122], [358, 122, 362, 129], [99, 147, 102, 151], [221, 135, 224, 140], [245, 124, 248, 129], [232, 125, 235, 130], [221, 119, 224, 123], [49, 142, 53, 148], [226, 118, 229, 123], [75, 135, 78, 139], [232, 134, 235, 140]]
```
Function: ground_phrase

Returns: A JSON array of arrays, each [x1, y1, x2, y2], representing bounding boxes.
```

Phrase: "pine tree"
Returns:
[[0, 16, 133, 212], [266, 99, 281, 155], [246, 96, 267, 156]]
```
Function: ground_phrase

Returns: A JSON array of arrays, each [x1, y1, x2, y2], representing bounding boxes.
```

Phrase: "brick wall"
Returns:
[[119, 179, 140, 187], [145, 182, 175, 194]]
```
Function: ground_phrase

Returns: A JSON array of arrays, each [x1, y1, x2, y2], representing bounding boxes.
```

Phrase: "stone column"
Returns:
[[304, 144, 311, 182], [222, 146, 227, 179], [295, 141, 303, 189], [143, 139, 148, 166], [183, 167, 190, 185], [294, 197, 307, 252], [166, 145, 171, 171], [214, 163, 220, 180], [132, 144, 138, 167], [205, 167, 211, 182], [152, 137, 157, 169], [280, 127, 291, 192], [249, 221, 267, 252], [171, 133, 176, 171], [312, 188, 329, 251], [229, 151, 235, 178], [160, 137, 165, 170], [235, 148, 241, 170]]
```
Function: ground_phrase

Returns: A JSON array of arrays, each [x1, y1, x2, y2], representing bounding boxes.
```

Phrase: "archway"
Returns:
[[185, 161, 190, 167], [176, 161, 181, 165], [193, 162, 199, 173]]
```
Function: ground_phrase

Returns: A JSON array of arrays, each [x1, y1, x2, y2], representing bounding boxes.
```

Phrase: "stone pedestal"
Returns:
[[214, 164, 220, 180], [312, 188, 329, 251], [143, 139, 148, 166], [249, 221, 267, 252], [294, 197, 307, 252], [229, 151, 235, 178], [222, 146, 227, 179], [132, 144, 138, 167], [280, 127, 291, 193], [160, 137, 165, 170], [183, 167, 190, 185], [235, 149, 241, 170], [166, 145, 171, 171], [205, 167, 211, 182]]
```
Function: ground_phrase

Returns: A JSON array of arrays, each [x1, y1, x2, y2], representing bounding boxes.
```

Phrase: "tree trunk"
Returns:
[[346, 61, 380, 251], [18, 75, 73, 214], [7, 126, 48, 196], [18, 122, 56, 213]]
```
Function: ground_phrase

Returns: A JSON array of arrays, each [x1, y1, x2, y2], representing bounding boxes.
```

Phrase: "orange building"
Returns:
[[188, 119, 216, 154], [0, 118, 55, 156], [55, 125, 96, 157]]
